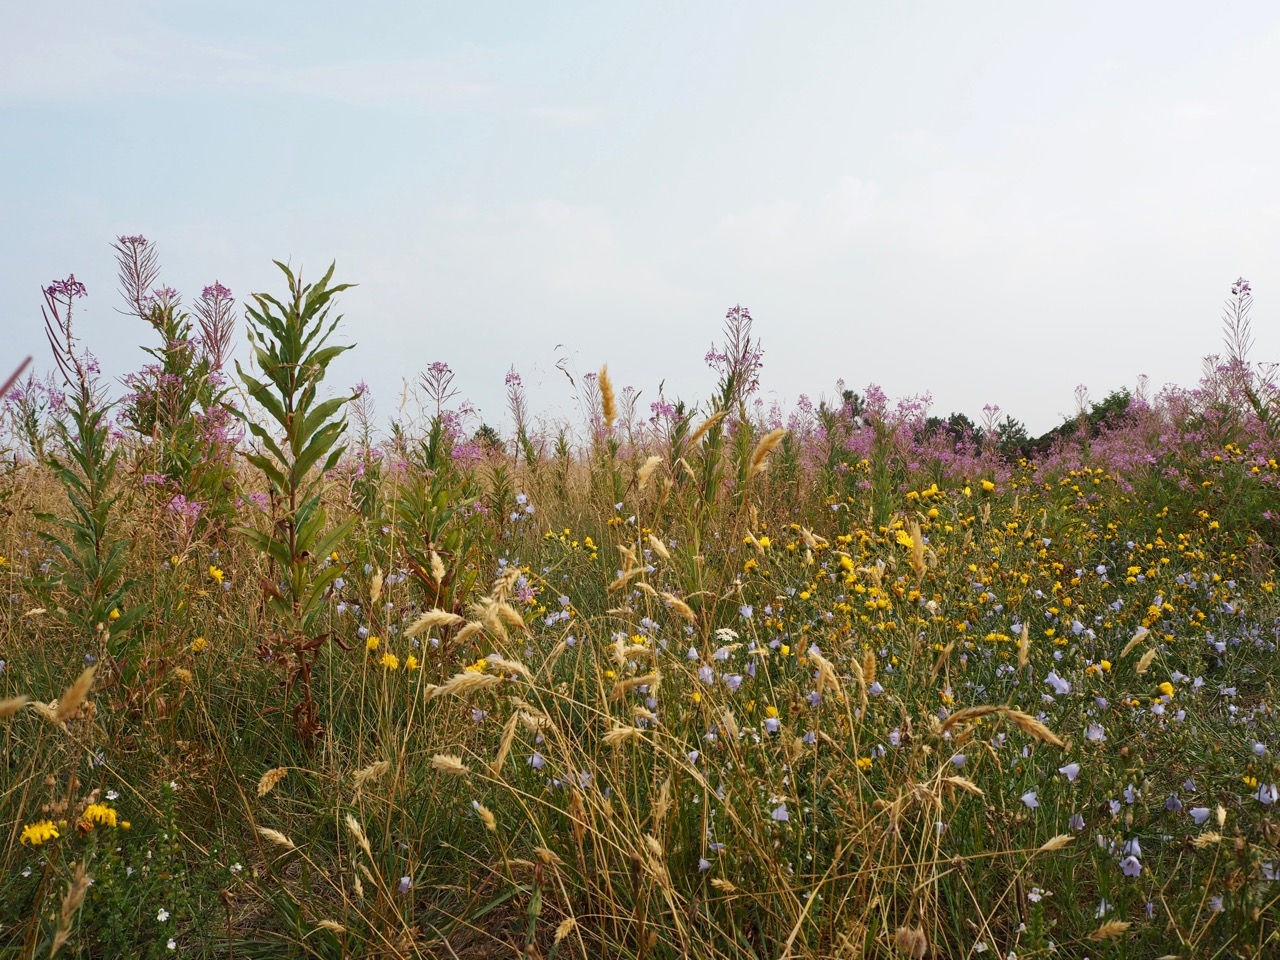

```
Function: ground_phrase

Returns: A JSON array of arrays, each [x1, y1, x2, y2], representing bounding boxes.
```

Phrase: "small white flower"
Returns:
[[167, 939, 176, 951], [157, 908, 170, 922]]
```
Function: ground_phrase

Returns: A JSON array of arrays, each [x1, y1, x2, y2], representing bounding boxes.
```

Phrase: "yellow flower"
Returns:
[[981, 479, 995, 493], [191, 637, 207, 653], [108, 608, 120, 621], [405, 654, 420, 671], [464, 657, 487, 673], [895, 530, 915, 549], [780, 644, 791, 656], [366, 636, 380, 652], [758, 536, 771, 549], [1158, 681, 1175, 698], [764, 705, 779, 719], [208, 565, 224, 585], [330, 551, 340, 562], [1100, 659, 1111, 672], [856, 756, 873, 770], [20, 820, 59, 846], [82, 803, 118, 828], [380, 653, 400, 671]]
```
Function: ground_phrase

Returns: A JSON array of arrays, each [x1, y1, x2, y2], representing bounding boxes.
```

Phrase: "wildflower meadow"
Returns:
[[1, 239, 1278, 958]]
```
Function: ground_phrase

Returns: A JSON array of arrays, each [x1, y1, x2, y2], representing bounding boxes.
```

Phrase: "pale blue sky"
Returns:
[[4, 2, 1280, 433]]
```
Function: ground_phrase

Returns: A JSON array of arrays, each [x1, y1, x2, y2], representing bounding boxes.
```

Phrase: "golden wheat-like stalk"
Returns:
[[647, 533, 670, 561], [492, 711, 521, 774], [637, 455, 662, 491], [600, 364, 616, 431], [486, 656, 531, 679], [800, 526, 829, 549], [652, 777, 672, 825], [1004, 708, 1066, 748], [608, 567, 645, 593], [430, 754, 470, 776], [602, 723, 646, 747], [942, 775, 984, 796], [369, 567, 383, 603], [429, 550, 447, 584], [453, 621, 484, 645], [611, 673, 660, 700], [807, 647, 845, 701], [938, 704, 1002, 735], [257, 827, 296, 849], [535, 846, 565, 867], [747, 427, 787, 479], [689, 409, 728, 444], [1037, 833, 1074, 853], [907, 518, 925, 581], [554, 916, 577, 944], [404, 608, 465, 638], [431, 671, 504, 699], [661, 592, 696, 621], [49, 861, 90, 957], [1120, 626, 1149, 658], [54, 666, 95, 723], [344, 814, 372, 857], [489, 566, 521, 601], [1088, 919, 1131, 940], [352, 760, 390, 790], [1135, 647, 1158, 675], [0, 695, 29, 719], [473, 800, 497, 831], [1017, 621, 1031, 671], [316, 920, 346, 934], [257, 767, 289, 797]]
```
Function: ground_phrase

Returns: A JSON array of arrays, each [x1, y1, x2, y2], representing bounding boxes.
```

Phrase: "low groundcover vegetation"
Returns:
[[0, 240, 1277, 958]]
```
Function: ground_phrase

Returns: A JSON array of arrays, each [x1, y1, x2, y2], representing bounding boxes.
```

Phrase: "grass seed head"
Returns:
[[1089, 920, 1132, 941], [748, 427, 787, 479], [637, 456, 662, 491], [257, 827, 296, 850], [344, 813, 372, 857], [599, 364, 617, 431], [352, 760, 391, 791], [404, 608, 465, 638], [431, 753, 471, 776], [257, 766, 288, 797], [54, 666, 95, 723]]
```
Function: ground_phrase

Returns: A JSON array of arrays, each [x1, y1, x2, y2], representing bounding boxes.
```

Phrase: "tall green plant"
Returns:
[[34, 277, 146, 656], [234, 262, 357, 741]]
